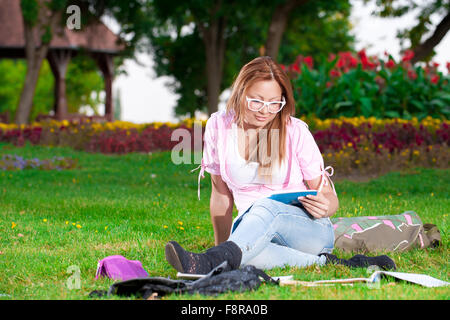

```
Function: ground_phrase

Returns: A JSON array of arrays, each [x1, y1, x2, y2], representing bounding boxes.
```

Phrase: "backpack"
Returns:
[[90, 261, 278, 299], [331, 211, 441, 253]]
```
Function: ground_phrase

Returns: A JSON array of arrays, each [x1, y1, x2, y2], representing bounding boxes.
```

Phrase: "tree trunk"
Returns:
[[93, 53, 115, 121], [15, 53, 45, 124], [196, 0, 227, 116], [15, 2, 62, 124], [48, 50, 72, 120], [264, 0, 309, 61], [411, 11, 450, 64]]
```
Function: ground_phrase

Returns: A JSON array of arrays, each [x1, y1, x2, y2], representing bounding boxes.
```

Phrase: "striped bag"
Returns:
[[331, 211, 441, 253]]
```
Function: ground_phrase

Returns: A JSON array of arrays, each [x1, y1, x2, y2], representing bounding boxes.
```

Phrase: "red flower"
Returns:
[[430, 75, 440, 84], [290, 62, 301, 73], [280, 64, 287, 72], [289, 55, 303, 73], [349, 56, 359, 68], [407, 69, 417, 80], [336, 52, 358, 71], [402, 50, 414, 62], [303, 56, 314, 69], [358, 49, 376, 70], [447, 62, 450, 74], [385, 59, 395, 69], [330, 69, 341, 77]]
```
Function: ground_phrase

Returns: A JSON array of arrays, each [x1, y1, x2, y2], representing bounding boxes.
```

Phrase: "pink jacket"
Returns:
[[195, 110, 336, 216]]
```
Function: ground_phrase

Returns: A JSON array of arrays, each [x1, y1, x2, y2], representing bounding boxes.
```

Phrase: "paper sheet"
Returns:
[[280, 271, 449, 288]]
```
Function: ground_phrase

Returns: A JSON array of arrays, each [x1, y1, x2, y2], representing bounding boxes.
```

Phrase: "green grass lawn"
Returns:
[[0, 143, 448, 300]]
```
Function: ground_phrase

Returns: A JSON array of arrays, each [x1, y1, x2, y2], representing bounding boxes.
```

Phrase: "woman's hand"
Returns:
[[298, 193, 331, 219]]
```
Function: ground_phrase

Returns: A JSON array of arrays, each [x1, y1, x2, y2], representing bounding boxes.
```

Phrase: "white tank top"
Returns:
[[226, 123, 288, 186]]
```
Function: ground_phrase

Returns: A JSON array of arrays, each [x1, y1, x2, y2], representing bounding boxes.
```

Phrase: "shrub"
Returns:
[[284, 50, 450, 120]]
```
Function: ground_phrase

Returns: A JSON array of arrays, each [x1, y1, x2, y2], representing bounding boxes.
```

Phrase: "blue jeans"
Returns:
[[228, 198, 335, 270]]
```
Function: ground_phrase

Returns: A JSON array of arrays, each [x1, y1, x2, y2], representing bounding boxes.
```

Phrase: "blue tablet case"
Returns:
[[268, 190, 318, 205]]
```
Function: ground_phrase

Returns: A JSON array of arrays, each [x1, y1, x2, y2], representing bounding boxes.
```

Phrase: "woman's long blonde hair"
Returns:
[[226, 56, 296, 179]]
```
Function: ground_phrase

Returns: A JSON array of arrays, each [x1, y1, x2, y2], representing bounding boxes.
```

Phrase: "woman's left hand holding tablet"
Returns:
[[298, 193, 330, 219]]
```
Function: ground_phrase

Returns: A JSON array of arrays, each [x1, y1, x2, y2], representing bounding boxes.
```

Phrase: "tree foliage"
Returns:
[[14, 0, 150, 123], [0, 55, 104, 121], [366, 0, 450, 62], [147, 0, 354, 117]]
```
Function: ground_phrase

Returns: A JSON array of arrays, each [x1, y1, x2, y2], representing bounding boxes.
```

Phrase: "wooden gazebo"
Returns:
[[0, 0, 124, 122]]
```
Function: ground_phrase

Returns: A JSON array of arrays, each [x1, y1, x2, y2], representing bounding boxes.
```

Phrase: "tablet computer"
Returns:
[[268, 190, 318, 205]]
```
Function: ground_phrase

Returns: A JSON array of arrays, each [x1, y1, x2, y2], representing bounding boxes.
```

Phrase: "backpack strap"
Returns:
[[423, 224, 441, 248]]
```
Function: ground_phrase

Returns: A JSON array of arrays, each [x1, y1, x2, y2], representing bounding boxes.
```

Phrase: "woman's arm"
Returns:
[[300, 175, 339, 218], [210, 174, 234, 245]]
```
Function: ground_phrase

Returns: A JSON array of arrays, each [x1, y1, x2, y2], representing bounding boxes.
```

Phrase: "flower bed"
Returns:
[[0, 154, 78, 171], [1, 116, 448, 177], [0, 118, 203, 154]]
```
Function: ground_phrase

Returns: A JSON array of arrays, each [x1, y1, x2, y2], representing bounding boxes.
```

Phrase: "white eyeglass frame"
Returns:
[[245, 96, 286, 114]]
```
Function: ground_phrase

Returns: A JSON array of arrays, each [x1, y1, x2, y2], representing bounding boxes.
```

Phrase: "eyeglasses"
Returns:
[[246, 96, 286, 114]]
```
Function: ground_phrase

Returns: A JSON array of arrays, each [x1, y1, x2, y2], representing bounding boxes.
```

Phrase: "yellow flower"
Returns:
[[76, 224, 82, 229], [163, 225, 168, 229], [11, 222, 17, 229], [347, 142, 352, 147], [413, 150, 420, 156], [65, 221, 69, 225], [104, 226, 108, 230], [355, 160, 361, 165], [178, 221, 183, 226], [43, 219, 47, 222], [179, 226, 185, 231]]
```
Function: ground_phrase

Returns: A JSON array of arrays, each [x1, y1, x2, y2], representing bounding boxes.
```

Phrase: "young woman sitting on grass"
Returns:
[[165, 56, 396, 274]]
